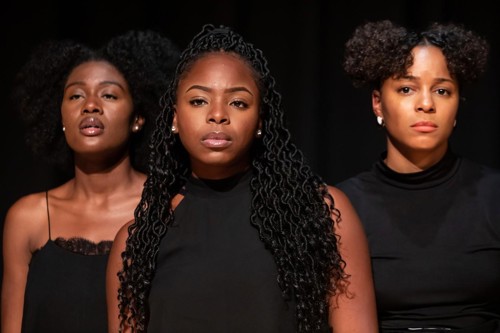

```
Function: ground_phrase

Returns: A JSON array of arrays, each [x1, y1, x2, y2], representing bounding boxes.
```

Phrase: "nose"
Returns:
[[82, 96, 103, 114], [416, 91, 435, 113], [207, 103, 229, 125]]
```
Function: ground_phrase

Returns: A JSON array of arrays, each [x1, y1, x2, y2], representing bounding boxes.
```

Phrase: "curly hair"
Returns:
[[343, 20, 489, 90], [12, 30, 180, 174], [118, 24, 347, 332]]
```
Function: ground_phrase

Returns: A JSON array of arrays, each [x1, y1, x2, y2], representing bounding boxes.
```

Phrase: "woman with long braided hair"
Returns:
[[107, 24, 377, 333]]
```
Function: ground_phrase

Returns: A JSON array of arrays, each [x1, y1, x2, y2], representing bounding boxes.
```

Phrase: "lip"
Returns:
[[411, 121, 437, 133], [79, 117, 104, 136], [201, 131, 232, 148]]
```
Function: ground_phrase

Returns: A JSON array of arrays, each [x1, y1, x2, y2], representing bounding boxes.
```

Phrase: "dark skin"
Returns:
[[107, 52, 378, 333], [173, 52, 261, 180], [1, 61, 146, 333], [372, 46, 459, 173]]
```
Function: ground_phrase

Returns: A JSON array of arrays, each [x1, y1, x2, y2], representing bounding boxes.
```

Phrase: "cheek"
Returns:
[[380, 100, 406, 125], [437, 99, 459, 124], [238, 119, 260, 144], [60, 107, 74, 125], [177, 120, 202, 150], [442, 114, 458, 133], [177, 116, 199, 137]]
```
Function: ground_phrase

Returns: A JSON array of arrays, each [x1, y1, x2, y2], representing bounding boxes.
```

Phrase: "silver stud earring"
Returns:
[[453, 119, 457, 128], [133, 124, 140, 132], [62, 126, 66, 132], [376, 116, 384, 126], [256, 129, 262, 138], [171, 125, 177, 133]]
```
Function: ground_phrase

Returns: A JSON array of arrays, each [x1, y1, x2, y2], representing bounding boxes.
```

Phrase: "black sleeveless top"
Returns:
[[337, 151, 500, 332], [21, 192, 112, 333], [148, 171, 298, 332]]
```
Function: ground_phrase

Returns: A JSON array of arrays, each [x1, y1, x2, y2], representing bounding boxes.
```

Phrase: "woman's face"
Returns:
[[373, 45, 459, 168], [173, 52, 261, 179], [61, 60, 143, 166]]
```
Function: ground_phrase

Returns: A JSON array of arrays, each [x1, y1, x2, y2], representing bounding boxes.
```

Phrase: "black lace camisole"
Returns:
[[21, 192, 113, 333]]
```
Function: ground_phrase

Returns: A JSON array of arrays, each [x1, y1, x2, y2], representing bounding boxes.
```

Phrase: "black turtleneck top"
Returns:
[[337, 151, 500, 332]]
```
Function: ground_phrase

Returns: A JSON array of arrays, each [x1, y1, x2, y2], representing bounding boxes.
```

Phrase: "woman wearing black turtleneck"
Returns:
[[337, 20, 500, 332]]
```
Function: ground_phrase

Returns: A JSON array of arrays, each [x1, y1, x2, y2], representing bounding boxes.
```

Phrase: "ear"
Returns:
[[131, 115, 146, 132], [172, 104, 178, 129], [254, 119, 263, 138], [372, 89, 383, 118]]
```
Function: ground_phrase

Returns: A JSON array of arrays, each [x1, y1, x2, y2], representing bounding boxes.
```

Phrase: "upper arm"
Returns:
[[327, 186, 378, 332], [1, 195, 45, 333], [106, 221, 132, 333]]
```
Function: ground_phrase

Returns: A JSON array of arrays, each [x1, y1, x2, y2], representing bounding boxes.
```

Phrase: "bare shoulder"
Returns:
[[116, 219, 134, 238], [326, 185, 357, 218], [3, 191, 50, 251], [326, 185, 378, 330], [324, 184, 366, 239], [110, 219, 134, 253], [5, 191, 49, 230]]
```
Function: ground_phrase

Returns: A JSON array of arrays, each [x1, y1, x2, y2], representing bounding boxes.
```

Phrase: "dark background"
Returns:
[[1, 0, 499, 279]]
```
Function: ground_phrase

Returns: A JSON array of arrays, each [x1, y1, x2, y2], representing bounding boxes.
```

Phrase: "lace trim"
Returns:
[[53, 237, 113, 255]]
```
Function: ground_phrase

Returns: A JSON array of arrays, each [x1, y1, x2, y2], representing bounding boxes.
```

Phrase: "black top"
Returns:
[[21, 240, 109, 333], [21, 193, 111, 333], [337, 151, 500, 332], [148, 171, 297, 332]]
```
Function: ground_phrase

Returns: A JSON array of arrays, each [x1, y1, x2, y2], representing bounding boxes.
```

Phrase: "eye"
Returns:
[[398, 86, 412, 94], [435, 88, 450, 96], [189, 98, 207, 107], [102, 93, 117, 100], [69, 94, 83, 100], [231, 100, 248, 109]]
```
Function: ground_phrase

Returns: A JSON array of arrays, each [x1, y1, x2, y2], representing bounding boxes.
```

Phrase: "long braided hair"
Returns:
[[118, 24, 347, 332]]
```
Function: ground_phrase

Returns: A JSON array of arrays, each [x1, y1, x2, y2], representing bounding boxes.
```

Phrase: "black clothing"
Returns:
[[148, 171, 297, 332], [21, 241, 109, 333], [337, 151, 500, 332], [21, 193, 111, 333]]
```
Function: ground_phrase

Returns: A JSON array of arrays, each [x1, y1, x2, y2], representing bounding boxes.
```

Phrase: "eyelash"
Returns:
[[399, 87, 412, 94], [397, 87, 450, 96], [189, 99, 249, 109], [69, 93, 117, 100], [189, 98, 206, 106], [231, 100, 248, 108], [435, 88, 449, 96]]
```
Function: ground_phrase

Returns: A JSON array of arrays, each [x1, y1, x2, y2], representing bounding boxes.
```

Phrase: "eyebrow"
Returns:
[[186, 84, 254, 96], [398, 75, 455, 84], [65, 80, 126, 91]]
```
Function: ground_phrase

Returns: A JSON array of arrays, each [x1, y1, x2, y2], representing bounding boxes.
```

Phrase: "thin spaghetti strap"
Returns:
[[45, 191, 52, 241]]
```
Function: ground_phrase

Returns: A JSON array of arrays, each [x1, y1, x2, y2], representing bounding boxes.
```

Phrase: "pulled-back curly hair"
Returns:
[[343, 20, 489, 90], [118, 24, 347, 332], [12, 30, 180, 174]]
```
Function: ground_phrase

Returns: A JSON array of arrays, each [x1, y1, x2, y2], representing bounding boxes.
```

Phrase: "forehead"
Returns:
[[67, 60, 126, 83], [181, 52, 257, 84], [407, 45, 452, 77]]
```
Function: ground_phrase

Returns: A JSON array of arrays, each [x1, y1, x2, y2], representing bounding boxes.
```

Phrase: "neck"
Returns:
[[385, 142, 448, 173], [72, 155, 145, 197], [190, 159, 251, 180]]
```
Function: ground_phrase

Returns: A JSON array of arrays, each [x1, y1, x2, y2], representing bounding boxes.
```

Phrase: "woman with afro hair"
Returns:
[[1, 30, 179, 333], [107, 24, 377, 333], [337, 20, 500, 332]]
